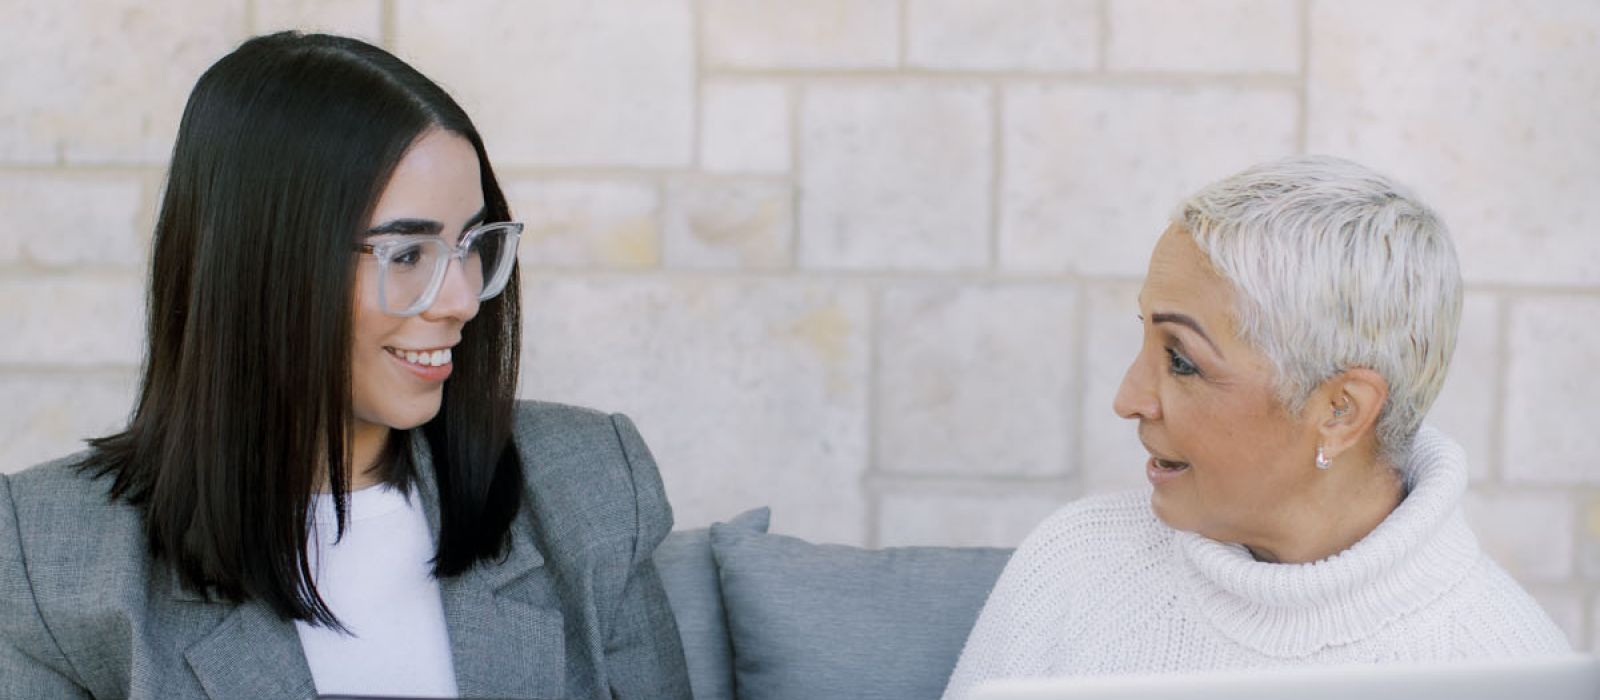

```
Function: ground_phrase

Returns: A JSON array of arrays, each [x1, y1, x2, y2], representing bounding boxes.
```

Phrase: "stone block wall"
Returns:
[[2, 0, 1596, 649]]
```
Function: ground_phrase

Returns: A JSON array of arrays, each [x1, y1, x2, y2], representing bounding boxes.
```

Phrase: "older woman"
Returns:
[[942, 156, 1569, 698]]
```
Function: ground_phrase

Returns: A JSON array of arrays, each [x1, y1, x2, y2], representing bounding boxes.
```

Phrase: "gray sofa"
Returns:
[[652, 508, 1014, 700]]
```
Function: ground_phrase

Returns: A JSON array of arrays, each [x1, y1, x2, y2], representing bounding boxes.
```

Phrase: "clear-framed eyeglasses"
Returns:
[[356, 221, 523, 317]]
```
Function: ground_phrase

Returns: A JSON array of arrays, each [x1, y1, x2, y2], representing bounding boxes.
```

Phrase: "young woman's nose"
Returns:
[[421, 258, 481, 323]]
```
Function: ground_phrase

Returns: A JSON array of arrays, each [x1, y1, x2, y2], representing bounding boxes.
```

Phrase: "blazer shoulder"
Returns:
[[2, 452, 145, 586], [3, 454, 144, 688], [4, 452, 139, 540], [511, 400, 673, 562]]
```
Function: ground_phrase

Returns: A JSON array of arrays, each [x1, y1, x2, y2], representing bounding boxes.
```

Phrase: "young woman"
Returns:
[[0, 32, 691, 699]]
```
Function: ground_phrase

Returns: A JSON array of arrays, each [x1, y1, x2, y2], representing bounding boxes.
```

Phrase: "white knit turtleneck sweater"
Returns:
[[942, 427, 1570, 699]]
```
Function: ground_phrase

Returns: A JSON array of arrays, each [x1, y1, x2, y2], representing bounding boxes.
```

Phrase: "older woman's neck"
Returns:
[[1247, 451, 1406, 564]]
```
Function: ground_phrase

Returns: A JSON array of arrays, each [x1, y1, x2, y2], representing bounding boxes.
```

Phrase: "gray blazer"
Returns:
[[0, 401, 693, 700]]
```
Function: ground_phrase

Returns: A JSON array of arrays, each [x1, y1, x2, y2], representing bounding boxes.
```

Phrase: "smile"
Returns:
[[385, 346, 452, 368]]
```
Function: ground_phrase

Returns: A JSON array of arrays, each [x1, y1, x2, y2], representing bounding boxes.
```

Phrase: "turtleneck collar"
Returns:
[[1171, 426, 1482, 657]]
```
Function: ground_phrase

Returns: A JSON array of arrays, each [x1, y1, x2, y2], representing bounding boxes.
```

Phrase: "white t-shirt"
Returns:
[[294, 483, 459, 698]]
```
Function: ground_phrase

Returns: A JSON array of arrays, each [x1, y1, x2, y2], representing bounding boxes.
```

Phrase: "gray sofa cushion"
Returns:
[[710, 522, 1012, 700], [655, 508, 771, 700]]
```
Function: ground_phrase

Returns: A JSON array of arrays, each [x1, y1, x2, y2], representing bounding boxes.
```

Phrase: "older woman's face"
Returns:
[[1114, 224, 1320, 547]]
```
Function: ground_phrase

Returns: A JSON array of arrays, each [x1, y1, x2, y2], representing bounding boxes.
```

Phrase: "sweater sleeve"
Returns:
[[941, 503, 1087, 700]]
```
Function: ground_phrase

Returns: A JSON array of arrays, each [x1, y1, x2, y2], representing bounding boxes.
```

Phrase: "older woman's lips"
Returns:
[[1146, 457, 1191, 486]]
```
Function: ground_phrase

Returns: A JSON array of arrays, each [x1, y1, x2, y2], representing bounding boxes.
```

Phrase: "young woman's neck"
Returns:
[[334, 419, 392, 492]]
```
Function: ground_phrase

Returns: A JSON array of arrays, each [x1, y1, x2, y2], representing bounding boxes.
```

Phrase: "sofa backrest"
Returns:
[[654, 508, 1013, 700]]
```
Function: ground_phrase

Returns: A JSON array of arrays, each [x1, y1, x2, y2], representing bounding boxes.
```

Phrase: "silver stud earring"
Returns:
[[1315, 445, 1332, 470]]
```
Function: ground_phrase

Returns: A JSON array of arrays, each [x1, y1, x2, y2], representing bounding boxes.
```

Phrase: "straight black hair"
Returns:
[[78, 32, 524, 627]]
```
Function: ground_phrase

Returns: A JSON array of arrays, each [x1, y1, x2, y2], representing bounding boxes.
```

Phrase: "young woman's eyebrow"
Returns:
[[366, 218, 442, 236], [1152, 312, 1224, 358], [366, 207, 487, 237]]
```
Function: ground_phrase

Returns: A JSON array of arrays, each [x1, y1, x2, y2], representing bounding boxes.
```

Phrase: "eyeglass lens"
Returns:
[[380, 225, 516, 315]]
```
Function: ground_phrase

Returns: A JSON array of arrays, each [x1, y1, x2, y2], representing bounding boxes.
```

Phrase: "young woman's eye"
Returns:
[[1165, 347, 1199, 377], [389, 244, 424, 267]]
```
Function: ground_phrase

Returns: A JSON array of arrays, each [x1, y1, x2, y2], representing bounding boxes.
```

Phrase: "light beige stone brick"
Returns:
[[505, 179, 659, 269], [394, 1, 693, 167], [877, 284, 1078, 478], [0, 0, 247, 164], [702, 0, 898, 70], [1108, 0, 1299, 74], [1000, 84, 1298, 275], [1081, 282, 1150, 494], [1502, 297, 1600, 484], [519, 278, 870, 545], [0, 372, 138, 474], [877, 487, 1072, 547], [799, 83, 991, 271], [700, 81, 791, 174], [252, 0, 382, 43], [0, 276, 144, 366], [0, 173, 151, 269], [1465, 490, 1575, 583], [663, 177, 792, 270], [1425, 292, 1497, 482], [905, 0, 1097, 71], [1308, 0, 1600, 285]]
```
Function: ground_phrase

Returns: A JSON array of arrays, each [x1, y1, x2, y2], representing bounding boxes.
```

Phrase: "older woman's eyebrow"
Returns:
[[1152, 312, 1224, 358]]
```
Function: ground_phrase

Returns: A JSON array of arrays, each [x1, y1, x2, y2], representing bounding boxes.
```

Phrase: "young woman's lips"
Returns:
[[385, 346, 452, 382], [1146, 456, 1191, 486]]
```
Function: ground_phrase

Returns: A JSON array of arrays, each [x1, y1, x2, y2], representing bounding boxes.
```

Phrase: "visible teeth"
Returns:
[[391, 347, 451, 367]]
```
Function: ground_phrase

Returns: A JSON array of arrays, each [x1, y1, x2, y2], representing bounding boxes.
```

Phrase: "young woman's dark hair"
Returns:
[[77, 32, 523, 627]]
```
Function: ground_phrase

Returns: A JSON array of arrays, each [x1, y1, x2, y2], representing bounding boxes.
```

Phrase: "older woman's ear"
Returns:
[[1314, 368, 1390, 468]]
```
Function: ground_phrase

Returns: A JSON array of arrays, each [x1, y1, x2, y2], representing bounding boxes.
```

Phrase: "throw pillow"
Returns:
[[654, 507, 771, 700], [710, 522, 1012, 700]]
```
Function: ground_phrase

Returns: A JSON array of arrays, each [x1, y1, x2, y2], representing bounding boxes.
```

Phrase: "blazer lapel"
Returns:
[[411, 432, 567, 699], [183, 599, 317, 700]]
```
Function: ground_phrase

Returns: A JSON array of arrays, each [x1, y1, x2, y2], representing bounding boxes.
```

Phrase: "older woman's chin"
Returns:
[[1148, 488, 1199, 533]]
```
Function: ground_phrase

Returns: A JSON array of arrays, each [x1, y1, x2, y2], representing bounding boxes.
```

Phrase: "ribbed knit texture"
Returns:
[[942, 426, 1571, 700]]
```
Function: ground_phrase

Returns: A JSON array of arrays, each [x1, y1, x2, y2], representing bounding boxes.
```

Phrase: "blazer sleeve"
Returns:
[[0, 475, 91, 699], [602, 414, 693, 700]]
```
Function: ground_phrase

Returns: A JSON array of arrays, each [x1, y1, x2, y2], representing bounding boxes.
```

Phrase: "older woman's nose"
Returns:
[[1113, 353, 1160, 421]]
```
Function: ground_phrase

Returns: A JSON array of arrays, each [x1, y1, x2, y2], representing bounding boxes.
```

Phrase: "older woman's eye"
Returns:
[[1164, 347, 1199, 377]]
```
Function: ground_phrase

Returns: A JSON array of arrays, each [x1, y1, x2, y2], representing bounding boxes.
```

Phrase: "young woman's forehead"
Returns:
[[368, 130, 484, 234]]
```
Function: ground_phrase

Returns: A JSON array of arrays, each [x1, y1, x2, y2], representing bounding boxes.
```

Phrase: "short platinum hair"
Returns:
[[1174, 155, 1461, 465]]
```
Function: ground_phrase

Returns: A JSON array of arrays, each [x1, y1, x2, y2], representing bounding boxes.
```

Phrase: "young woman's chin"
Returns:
[[355, 389, 445, 432]]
